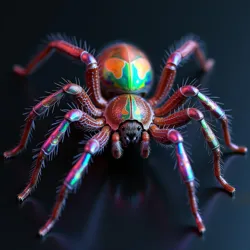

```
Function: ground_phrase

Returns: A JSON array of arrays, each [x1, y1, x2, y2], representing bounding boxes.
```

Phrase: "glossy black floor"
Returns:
[[1, 0, 250, 249]]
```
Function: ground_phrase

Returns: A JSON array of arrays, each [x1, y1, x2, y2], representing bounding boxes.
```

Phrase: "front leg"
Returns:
[[14, 37, 107, 108], [154, 85, 247, 154], [17, 109, 105, 201], [150, 125, 205, 234], [149, 35, 214, 107], [39, 126, 111, 236], [4, 82, 103, 158], [154, 108, 236, 193]]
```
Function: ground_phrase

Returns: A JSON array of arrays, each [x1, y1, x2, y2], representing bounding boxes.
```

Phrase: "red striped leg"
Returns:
[[3, 83, 102, 158], [17, 109, 105, 202], [13, 39, 107, 107], [154, 108, 235, 193], [148, 37, 214, 107], [154, 85, 247, 154], [150, 125, 205, 234], [38, 126, 111, 237]]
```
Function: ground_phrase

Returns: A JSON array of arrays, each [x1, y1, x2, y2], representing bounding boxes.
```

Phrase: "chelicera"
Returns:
[[4, 34, 247, 236]]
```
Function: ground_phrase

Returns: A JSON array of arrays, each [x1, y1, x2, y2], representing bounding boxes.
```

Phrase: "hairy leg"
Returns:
[[150, 125, 205, 233], [154, 85, 247, 153], [17, 109, 105, 201], [4, 83, 103, 158], [154, 108, 235, 193], [14, 38, 107, 107], [38, 126, 111, 236], [148, 36, 214, 107]]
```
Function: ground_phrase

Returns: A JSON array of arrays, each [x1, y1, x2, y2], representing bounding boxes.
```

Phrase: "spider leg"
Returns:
[[154, 85, 247, 154], [140, 131, 150, 158], [111, 132, 123, 159], [17, 109, 105, 201], [148, 36, 214, 107], [3, 83, 103, 158], [149, 125, 205, 234], [13, 39, 107, 107], [154, 108, 235, 193], [38, 126, 111, 237]]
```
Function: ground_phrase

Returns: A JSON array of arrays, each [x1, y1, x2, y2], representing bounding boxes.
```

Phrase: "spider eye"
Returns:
[[137, 126, 141, 131]]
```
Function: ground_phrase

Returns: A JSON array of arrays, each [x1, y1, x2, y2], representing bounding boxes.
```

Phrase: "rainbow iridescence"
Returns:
[[65, 153, 91, 189], [98, 43, 153, 94], [176, 143, 194, 182], [200, 119, 219, 150]]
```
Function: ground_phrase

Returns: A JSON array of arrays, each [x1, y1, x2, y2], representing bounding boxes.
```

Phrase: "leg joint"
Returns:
[[180, 85, 199, 97], [168, 129, 183, 143], [187, 108, 204, 121], [63, 83, 83, 95], [64, 109, 83, 122], [167, 52, 182, 67]]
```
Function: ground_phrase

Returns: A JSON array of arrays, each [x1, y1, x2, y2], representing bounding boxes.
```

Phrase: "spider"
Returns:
[[4, 34, 247, 237]]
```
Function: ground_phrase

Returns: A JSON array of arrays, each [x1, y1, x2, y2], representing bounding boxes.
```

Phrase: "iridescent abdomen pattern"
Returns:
[[98, 43, 153, 94]]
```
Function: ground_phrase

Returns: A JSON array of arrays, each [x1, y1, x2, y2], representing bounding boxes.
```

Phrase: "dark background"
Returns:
[[1, 0, 250, 249]]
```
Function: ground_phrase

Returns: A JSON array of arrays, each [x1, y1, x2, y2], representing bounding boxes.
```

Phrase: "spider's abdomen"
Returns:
[[98, 43, 153, 95], [104, 94, 153, 130]]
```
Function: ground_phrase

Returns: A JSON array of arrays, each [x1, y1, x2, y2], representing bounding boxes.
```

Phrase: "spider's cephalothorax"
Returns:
[[98, 42, 153, 98], [5, 34, 247, 237]]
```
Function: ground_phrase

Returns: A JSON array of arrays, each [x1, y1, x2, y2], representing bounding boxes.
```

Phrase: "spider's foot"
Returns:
[[221, 180, 235, 194], [3, 151, 11, 159], [13, 64, 27, 76], [229, 144, 248, 154], [17, 186, 32, 202], [204, 58, 215, 72], [38, 219, 54, 237], [196, 219, 206, 234]]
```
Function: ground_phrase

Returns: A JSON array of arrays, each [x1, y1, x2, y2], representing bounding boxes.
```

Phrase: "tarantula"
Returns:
[[4, 34, 247, 236]]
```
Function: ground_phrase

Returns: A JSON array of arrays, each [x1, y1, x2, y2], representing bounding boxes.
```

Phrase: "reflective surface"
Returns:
[[1, 0, 250, 249]]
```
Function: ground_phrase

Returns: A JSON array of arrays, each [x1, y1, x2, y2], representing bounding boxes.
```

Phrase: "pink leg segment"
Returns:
[[111, 132, 123, 159], [150, 125, 205, 234], [154, 108, 235, 193], [14, 39, 107, 108], [38, 126, 111, 237], [149, 38, 214, 107], [154, 85, 247, 154], [17, 109, 105, 201], [3, 83, 102, 159]]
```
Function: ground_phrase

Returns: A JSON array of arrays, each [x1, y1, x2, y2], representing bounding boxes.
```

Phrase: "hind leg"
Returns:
[[148, 35, 214, 107]]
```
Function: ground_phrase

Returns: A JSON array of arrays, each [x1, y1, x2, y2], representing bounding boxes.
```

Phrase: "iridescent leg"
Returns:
[[148, 36, 214, 107], [154, 108, 235, 193], [3, 83, 103, 158], [17, 109, 105, 201], [150, 125, 205, 233], [154, 85, 247, 154], [14, 38, 107, 107], [38, 126, 111, 236]]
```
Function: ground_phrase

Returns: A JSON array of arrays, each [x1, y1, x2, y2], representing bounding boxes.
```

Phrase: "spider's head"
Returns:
[[119, 121, 143, 147]]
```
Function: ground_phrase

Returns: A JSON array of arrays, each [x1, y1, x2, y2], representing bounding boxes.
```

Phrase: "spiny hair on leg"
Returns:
[[44, 33, 96, 65], [45, 33, 96, 54], [163, 33, 207, 68], [26, 154, 46, 191]]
